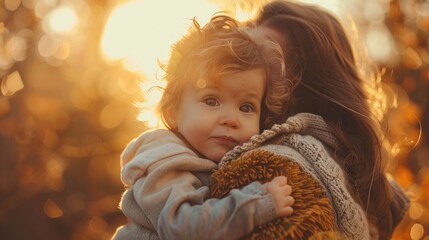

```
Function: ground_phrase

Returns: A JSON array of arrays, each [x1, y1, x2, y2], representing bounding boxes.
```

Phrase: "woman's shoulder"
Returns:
[[220, 113, 337, 166], [216, 113, 371, 239]]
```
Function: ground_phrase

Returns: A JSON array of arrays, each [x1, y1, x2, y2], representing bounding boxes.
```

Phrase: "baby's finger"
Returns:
[[284, 206, 294, 215], [272, 176, 287, 185], [278, 206, 294, 217], [284, 196, 295, 207], [283, 185, 292, 196]]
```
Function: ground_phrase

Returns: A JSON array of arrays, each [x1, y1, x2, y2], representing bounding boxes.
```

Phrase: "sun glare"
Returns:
[[101, 0, 220, 127], [100, 0, 343, 128], [101, 0, 219, 74]]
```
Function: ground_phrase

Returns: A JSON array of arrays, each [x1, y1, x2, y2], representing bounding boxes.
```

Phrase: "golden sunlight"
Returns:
[[101, 0, 219, 75], [101, 0, 219, 128], [301, 0, 341, 16], [100, 0, 345, 128]]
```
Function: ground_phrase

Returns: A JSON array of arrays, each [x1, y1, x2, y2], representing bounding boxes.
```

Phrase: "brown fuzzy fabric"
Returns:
[[210, 149, 339, 240]]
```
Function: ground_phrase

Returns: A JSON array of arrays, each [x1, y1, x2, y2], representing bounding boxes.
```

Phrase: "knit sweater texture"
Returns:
[[218, 112, 409, 239]]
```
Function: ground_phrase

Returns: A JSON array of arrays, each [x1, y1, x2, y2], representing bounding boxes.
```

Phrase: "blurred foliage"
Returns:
[[0, 0, 428, 239], [0, 0, 145, 239]]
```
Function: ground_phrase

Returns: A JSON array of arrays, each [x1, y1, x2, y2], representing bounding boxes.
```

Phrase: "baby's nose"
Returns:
[[218, 108, 239, 128]]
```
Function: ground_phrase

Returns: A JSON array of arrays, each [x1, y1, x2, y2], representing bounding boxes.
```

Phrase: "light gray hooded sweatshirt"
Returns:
[[112, 129, 277, 240]]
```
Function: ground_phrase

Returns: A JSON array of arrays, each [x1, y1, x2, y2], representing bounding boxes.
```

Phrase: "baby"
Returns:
[[113, 15, 294, 240]]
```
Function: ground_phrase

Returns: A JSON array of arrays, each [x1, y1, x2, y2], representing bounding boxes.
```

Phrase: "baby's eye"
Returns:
[[239, 104, 255, 113], [203, 97, 219, 107]]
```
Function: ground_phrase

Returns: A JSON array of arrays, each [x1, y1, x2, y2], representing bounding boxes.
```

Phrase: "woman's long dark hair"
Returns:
[[252, 1, 395, 238]]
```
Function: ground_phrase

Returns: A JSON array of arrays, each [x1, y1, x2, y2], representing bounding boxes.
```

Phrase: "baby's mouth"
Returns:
[[211, 136, 239, 148]]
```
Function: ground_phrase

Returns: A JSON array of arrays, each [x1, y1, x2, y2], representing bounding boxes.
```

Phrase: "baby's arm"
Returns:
[[149, 175, 294, 240], [122, 130, 294, 240]]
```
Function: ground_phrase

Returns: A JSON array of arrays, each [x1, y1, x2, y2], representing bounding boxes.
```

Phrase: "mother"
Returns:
[[211, 1, 409, 239]]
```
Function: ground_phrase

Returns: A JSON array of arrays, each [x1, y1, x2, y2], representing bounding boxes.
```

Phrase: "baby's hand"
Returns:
[[263, 176, 294, 217]]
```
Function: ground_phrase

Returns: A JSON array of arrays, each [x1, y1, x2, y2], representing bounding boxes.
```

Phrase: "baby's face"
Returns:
[[176, 68, 265, 162]]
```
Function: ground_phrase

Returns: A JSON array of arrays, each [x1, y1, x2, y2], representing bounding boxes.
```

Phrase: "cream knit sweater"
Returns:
[[220, 113, 409, 239]]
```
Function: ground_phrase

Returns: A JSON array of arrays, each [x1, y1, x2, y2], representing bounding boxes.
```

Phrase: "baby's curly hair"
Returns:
[[156, 14, 288, 131]]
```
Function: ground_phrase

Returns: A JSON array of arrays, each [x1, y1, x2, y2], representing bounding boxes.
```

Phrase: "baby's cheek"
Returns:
[[239, 134, 255, 145], [245, 127, 260, 142]]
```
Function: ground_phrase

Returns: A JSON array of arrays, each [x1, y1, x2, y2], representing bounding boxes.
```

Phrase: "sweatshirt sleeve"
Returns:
[[133, 175, 276, 240], [156, 180, 276, 240], [124, 129, 277, 240]]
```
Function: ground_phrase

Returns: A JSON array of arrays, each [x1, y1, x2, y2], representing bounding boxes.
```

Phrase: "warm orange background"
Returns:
[[0, 0, 427, 239]]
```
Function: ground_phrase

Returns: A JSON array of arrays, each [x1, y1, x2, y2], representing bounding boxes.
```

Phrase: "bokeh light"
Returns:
[[1, 71, 24, 97], [301, 0, 341, 16], [366, 23, 398, 67], [46, 5, 78, 35]]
